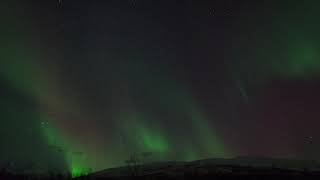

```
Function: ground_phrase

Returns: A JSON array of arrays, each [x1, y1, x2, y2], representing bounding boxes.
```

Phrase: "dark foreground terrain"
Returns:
[[2, 169, 320, 180], [2, 157, 320, 179]]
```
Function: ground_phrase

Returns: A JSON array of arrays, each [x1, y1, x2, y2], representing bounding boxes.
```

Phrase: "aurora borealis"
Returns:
[[1, 0, 320, 177]]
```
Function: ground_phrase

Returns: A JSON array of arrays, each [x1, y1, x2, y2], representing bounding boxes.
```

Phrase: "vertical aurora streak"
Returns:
[[2, 0, 320, 176], [0, 48, 230, 176]]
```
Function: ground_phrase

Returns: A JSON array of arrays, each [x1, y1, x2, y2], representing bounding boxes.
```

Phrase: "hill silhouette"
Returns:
[[85, 156, 320, 179]]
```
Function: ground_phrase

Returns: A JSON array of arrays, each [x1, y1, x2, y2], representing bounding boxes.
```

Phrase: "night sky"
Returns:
[[1, 0, 320, 177]]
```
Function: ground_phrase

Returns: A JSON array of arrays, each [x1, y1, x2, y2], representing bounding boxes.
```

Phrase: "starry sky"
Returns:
[[1, 0, 320, 176]]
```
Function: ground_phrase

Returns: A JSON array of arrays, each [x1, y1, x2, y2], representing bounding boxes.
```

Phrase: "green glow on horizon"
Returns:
[[71, 167, 83, 178], [70, 164, 91, 178], [117, 85, 231, 164], [165, 88, 231, 159], [1, 7, 231, 170], [40, 116, 92, 177], [138, 126, 169, 153], [120, 112, 171, 156], [187, 103, 230, 158], [1, 4, 231, 173]]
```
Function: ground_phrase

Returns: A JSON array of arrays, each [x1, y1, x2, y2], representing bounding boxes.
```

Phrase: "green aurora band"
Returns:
[[0, 43, 231, 176], [0, 5, 89, 176], [0, 24, 231, 176], [2, 0, 320, 178]]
